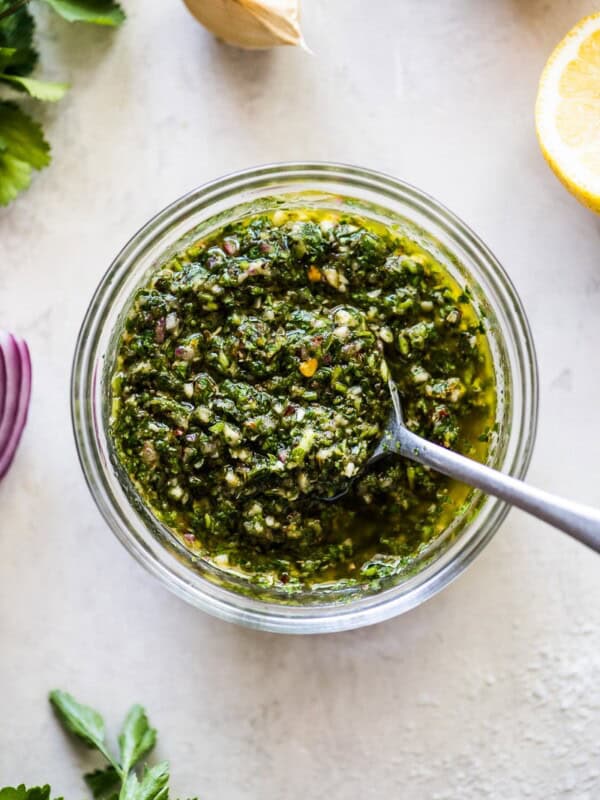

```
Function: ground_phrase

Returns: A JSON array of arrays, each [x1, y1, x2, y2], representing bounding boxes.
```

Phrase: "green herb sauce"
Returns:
[[110, 208, 496, 590]]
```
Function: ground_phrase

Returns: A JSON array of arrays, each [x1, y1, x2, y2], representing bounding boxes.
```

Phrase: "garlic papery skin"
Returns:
[[182, 0, 305, 50]]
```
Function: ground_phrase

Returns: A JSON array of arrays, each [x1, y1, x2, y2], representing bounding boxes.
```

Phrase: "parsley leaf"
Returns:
[[0, 74, 69, 100], [0, 101, 49, 205], [0, 46, 17, 71], [40, 0, 125, 26], [1, 693, 200, 800], [0, 102, 49, 166], [84, 768, 121, 800], [137, 764, 170, 800], [119, 706, 157, 776], [121, 764, 169, 800], [0, 4, 37, 75], [0, 8, 66, 103], [0, 0, 123, 205], [0, 146, 32, 203], [49, 691, 168, 800], [49, 690, 121, 774], [0, 789, 61, 800]]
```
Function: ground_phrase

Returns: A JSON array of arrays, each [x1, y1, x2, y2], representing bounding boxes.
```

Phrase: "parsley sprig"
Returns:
[[50, 690, 184, 800], [0, 0, 125, 206], [0, 691, 197, 800], [0, 787, 63, 800], [0, 689, 197, 800]]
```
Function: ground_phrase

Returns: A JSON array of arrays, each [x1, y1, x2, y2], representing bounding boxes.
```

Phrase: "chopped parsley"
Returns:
[[110, 208, 496, 590]]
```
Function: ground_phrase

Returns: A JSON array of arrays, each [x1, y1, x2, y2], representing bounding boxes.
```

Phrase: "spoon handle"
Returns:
[[396, 427, 600, 553]]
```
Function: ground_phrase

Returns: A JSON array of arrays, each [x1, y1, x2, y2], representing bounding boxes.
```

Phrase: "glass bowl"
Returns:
[[71, 163, 538, 634]]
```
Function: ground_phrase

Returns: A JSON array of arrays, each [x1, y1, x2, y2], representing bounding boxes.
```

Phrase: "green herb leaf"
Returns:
[[0, 74, 69, 100], [119, 761, 169, 800], [0, 0, 124, 206], [137, 763, 170, 800], [85, 767, 121, 800], [49, 690, 121, 774], [0, 3, 37, 75], [0, 101, 49, 205], [119, 763, 169, 800], [0, 147, 32, 204], [0, 46, 17, 71], [0, 102, 49, 166], [119, 705, 157, 776], [0, 789, 47, 800], [40, 0, 125, 26], [0, 788, 62, 800], [119, 773, 140, 800]]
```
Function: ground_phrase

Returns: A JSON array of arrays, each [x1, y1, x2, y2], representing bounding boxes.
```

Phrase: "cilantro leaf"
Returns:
[[0, 4, 37, 75], [85, 767, 121, 800], [119, 705, 157, 776], [49, 690, 121, 774], [0, 101, 49, 205], [0, 74, 69, 100], [40, 0, 125, 26]]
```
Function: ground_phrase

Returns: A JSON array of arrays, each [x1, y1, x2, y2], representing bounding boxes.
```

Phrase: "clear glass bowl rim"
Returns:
[[71, 161, 539, 634]]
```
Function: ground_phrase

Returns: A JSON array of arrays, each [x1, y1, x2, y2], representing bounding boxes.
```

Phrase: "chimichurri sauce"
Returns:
[[110, 208, 496, 590]]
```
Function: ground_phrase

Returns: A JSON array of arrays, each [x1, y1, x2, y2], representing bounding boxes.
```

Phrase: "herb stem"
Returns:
[[97, 744, 125, 778]]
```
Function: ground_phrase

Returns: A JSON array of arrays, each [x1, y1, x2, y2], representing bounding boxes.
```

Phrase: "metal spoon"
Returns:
[[327, 379, 600, 553]]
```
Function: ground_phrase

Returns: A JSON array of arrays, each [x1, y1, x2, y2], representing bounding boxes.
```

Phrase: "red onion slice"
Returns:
[[0, 344, 6, 427], [0, 332, 20, 457], [0, 331, 32, 480]]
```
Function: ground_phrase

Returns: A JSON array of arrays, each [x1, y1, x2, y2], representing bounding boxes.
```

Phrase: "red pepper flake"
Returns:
[[174, 428, 184, 437], [280, 573, 290, 584], [283, 404, 296, 417], [184, 533, 196, 543]]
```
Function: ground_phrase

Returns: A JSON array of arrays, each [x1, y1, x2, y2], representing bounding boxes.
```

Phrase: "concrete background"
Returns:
[[1, 1, 599, 797]]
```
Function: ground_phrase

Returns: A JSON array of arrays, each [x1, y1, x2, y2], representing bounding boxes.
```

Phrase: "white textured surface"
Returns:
[[1, 1, 600, 797]]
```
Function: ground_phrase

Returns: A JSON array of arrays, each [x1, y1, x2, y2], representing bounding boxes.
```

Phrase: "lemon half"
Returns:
[[535, 13, 600, 213]]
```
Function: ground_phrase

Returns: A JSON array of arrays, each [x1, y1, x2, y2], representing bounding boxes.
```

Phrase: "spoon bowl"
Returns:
[[325, 379, 600, 553]]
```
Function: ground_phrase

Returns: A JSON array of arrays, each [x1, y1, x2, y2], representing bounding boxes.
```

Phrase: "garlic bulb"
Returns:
[[182, 0, 305, 50]]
